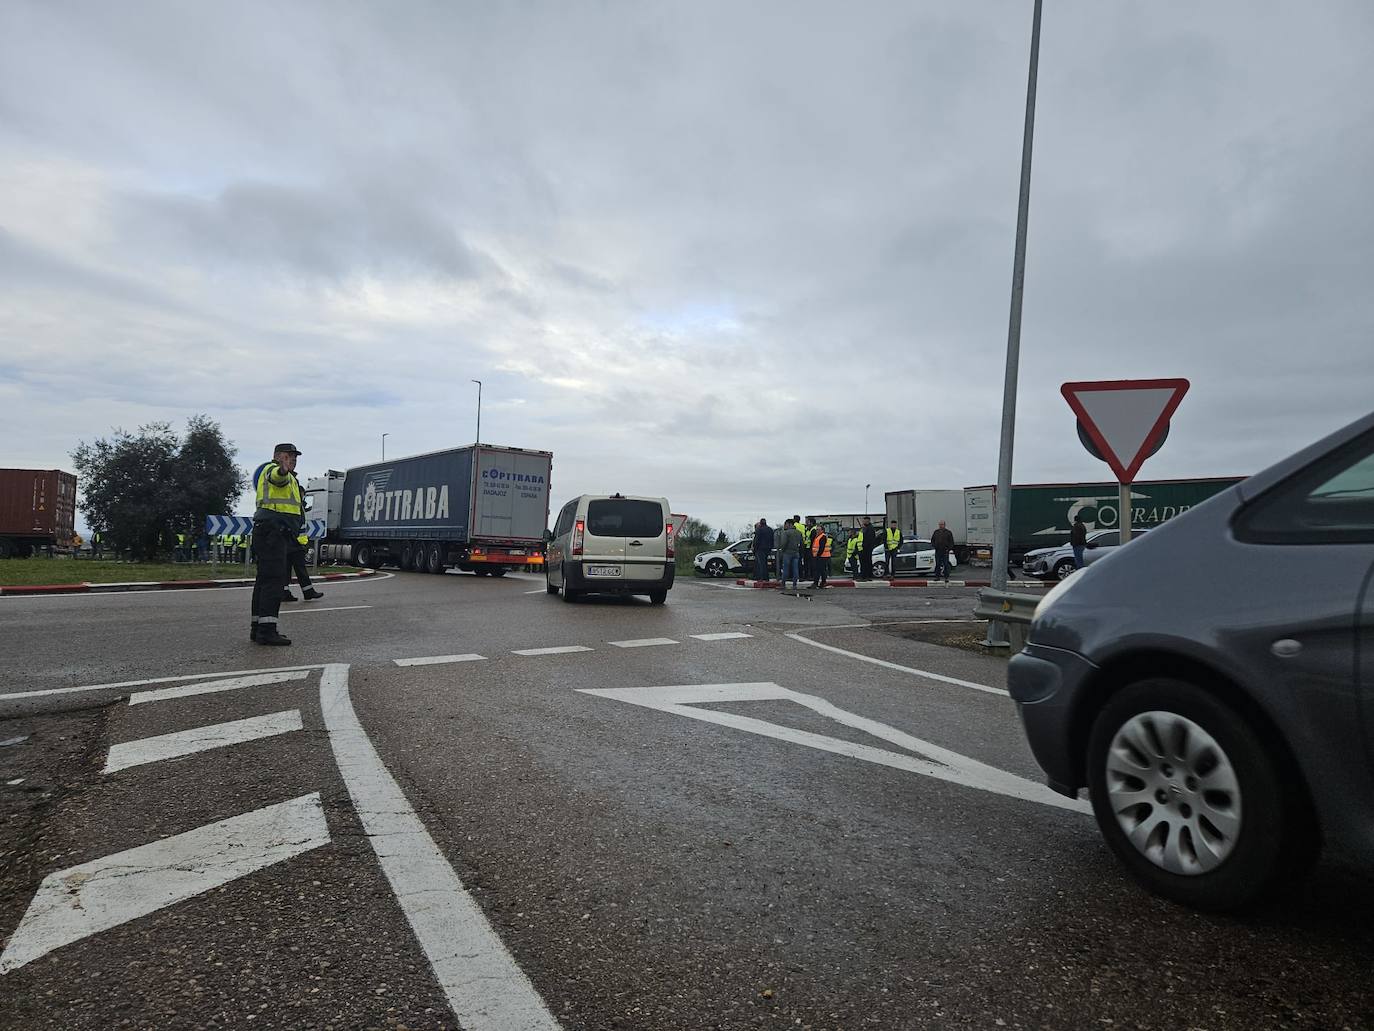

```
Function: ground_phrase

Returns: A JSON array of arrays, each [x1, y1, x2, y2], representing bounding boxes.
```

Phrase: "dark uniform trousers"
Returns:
[[251, 519, 291, 624], [287, 538, 313, 591]]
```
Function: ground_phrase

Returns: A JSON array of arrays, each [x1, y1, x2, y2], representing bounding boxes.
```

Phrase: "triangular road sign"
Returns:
[[1061, 378, 1189, 483]]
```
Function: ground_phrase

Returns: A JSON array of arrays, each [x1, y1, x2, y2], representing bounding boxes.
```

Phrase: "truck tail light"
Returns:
[[665, 520, 675, 559], [572, 519, 584, 556]]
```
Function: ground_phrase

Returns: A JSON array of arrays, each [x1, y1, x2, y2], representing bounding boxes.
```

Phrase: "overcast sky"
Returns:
[[2, 1, 1371, 536]]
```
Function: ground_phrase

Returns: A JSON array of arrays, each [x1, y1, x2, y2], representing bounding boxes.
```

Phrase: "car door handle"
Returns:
[[629, 540, 643, 547], [1271, 639, 1303, 658]]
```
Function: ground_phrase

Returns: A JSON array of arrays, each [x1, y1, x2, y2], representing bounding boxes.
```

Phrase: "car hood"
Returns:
[[1023, 545, 1066, 559]]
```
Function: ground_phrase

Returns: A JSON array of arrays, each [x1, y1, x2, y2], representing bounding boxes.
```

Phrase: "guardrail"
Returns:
[[974, 588, 1041, 652]]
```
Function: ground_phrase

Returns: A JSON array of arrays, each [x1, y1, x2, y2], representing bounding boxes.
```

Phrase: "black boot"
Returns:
[[255, 625, 292, 646], [281, 590, 298, 602], [302, 588, 324, 600], [250, 621, 259, 642]]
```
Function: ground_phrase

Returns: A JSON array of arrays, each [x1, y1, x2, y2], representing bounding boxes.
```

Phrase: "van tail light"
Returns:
[[665, 520, 675, 559], [572, 519, 585, 557]]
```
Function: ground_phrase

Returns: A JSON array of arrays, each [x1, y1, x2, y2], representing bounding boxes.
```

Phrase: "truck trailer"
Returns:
[[964, 476, 1243, 564], [0, 468, 77, 558], [884, 490, 969, 560], [311, 444, 552, 576]]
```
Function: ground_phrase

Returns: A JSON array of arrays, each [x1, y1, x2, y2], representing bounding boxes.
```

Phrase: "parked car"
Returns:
[[694, 539, 757, 577], [1008, 410, 1374, 910], [1021, 527, 1148, 581], [546, 494, 675, 603], [872, 539, 942, 578]]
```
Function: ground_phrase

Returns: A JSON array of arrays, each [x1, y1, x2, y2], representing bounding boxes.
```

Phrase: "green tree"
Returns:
[[715, 529, 727, 547], [677, 517, 714, 546], [72, 416, 246, 559]]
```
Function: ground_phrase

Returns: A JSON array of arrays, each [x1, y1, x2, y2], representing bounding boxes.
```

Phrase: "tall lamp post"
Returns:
[[381, 433, 389, 461], [471, 379, 482, 445], [987, 0, 1044, 648], [864, 483, 871, 516]]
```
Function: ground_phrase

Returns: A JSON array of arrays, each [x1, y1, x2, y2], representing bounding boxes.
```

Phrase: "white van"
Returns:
[[546, 494, 675, 604]]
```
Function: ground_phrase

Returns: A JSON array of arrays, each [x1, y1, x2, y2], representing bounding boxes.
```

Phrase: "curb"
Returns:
[[734, 577, 1045, 590], [0, 568, 377, 597]]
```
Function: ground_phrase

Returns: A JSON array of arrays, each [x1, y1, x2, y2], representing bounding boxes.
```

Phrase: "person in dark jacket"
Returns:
[[858, 517, 878, 581], [1070, 514, 1088, 569], [931, 519, 956, 583], [752, 518, 775, 582], [777, 518, 803, 591]]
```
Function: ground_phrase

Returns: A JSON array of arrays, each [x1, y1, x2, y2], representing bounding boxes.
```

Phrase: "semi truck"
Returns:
[[0, 468, 77, 558], [964, 476, 1243, 564], [311, 444, 553, 576]]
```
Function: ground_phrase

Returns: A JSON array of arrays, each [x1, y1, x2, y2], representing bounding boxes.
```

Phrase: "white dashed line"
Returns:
[[129, 670, 311, 706], [281, 605, 372, 614], [103, 710, 304, 774], [394, 654, 487, 667], [690, 632, 753, 641], [608, 637, 679, 649], [512, 646, 594, 656], [318, 665, 561, 1030], [0, 793, 329, 973]]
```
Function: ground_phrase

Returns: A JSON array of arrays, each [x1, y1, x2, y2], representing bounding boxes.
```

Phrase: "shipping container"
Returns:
[[310, 444, 552, 576], [0, 468, 78, 558], [964, 477, 1243, 563]]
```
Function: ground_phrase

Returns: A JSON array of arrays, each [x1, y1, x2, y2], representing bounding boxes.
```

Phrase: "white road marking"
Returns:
[[318, 664, 561, 1030], [513, 645, 593, 656], [785, 630, 1006, 696], [393, 654, 486, 667], [0, 793, 329, 974], [128, 670, 311, 706], [690, 632, 753, 641], [281, 605, 371, 614], [581, 683, 1087, 813], [103, 710, 304, 774], [0, 665, 321, 702], [523, 588, 548, 594], [608, 637, 679, 649]]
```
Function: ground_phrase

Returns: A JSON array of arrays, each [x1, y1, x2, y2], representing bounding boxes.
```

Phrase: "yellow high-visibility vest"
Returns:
[[255, 462, 304, 519]]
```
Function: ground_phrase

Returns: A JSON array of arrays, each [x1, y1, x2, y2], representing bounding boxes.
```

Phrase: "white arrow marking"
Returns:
[[0, 793, 329, 973], [103, 710, 304, 774], [579, 683, 1087, 814], [129, 670, 311, 706]]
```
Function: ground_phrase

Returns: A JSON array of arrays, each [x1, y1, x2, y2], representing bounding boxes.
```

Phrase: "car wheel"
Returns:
[[705, 558, 727, 578], [649, 589, 667, 605], [560, 564, 580, 603], [1053, 559, 1077, 580], [872, 561, 886, 578], [1086, 677, 1310, 911], [545, 567, 558, 594]]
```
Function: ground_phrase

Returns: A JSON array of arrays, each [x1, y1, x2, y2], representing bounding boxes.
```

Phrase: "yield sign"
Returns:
[[1060, 378, 1189, 483]]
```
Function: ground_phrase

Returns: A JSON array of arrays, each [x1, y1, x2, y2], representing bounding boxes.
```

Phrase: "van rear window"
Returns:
[[587, 499, 663, 538]]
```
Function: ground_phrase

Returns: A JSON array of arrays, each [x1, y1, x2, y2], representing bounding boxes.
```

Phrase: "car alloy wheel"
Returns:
[[1103, 711, 1242, 875], [1053, 559, 1077, 580], [705, 558, 727, 577]]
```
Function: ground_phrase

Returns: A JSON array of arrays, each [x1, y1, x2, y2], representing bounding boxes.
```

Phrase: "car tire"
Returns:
[[559, 564, 580, 603], [545, 568, 558, 594], [649, 589, 667, 605], [872, 561, 886, 578], [1086, 677, 1309, 911], [1053, 559, 1077, 580], [705, 558, 727, 578]]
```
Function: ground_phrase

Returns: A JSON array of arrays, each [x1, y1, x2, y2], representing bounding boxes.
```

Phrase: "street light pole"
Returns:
[[471, 380, 482, 445], [865, 483, 871, 516], [381, 433, 389, 461], [987, 0, 1044, 647]]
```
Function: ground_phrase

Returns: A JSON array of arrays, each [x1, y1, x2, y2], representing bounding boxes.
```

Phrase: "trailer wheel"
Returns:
[[425, 543, 445, 574], [354, 543, 373, 568], [474, 568, 490, 576], [489, 569, 507, 578]]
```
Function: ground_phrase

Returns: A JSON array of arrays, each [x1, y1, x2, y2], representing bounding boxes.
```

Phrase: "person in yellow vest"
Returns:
[[809, 523, 831, 589], [251, 443, 306, 645], [793, 515, 811, 582], [884, 521, 903, 579], [845, 532, 862, 579]]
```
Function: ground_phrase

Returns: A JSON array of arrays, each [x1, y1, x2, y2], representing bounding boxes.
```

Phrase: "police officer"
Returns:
[[282, 523, 324, 602], [884, 521, 903, 579], [251, 444, 306, 645]]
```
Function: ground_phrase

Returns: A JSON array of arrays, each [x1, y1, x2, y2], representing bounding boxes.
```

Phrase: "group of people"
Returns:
[[749, 515, 959, 590]]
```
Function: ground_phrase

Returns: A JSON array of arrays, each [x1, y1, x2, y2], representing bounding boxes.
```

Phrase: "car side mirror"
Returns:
[[544, 529, 554, 542]]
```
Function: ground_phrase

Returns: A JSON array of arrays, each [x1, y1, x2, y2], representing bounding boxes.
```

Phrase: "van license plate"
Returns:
[[586, 565, 621, 576], [508, 549, 525, 556]]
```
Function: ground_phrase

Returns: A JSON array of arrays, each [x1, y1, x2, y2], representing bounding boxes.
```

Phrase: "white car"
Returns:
[[693, 538, 758, 577], [870, 539, 948, 578]]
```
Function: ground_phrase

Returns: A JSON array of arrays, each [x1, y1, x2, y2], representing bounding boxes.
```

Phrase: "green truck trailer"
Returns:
[[964, 477, 1244, 564]]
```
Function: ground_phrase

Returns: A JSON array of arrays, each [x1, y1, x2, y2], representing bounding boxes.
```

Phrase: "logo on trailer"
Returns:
[[353, 478, 451, 523]]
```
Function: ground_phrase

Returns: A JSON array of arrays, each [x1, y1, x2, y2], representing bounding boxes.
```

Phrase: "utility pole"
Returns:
[[987, 0, 1044, 647], [471, 380, 482, 445]]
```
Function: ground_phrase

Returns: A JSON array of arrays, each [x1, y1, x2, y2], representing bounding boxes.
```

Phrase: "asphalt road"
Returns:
[[2, 570, 1372, 1030]]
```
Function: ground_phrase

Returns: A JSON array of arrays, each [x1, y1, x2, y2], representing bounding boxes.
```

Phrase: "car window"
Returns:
[[1238, 429, 1374, 543], [731, 541, 751, 554], [587, 499, 664, 537], [1093, 531, 1120, 547]]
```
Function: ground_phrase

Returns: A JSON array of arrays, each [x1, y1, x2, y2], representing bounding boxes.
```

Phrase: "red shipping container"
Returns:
[[0, 468, 78, 556]]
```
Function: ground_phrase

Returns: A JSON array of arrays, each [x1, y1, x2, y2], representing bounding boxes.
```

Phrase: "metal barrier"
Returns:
[[974, 588, 1041, 652]]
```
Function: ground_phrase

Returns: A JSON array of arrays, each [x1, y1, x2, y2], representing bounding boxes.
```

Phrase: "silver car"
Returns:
[[1008, 410, 1374, 910], [1021, 528, 1145, 581]]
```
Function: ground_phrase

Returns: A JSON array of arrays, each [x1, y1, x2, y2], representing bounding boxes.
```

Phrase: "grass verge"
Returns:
[[0, 560, 356, 587]]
